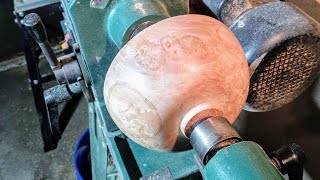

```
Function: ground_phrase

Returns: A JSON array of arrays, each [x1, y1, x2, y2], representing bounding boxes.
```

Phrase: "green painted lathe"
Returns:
[[21, 0, 314, 179]]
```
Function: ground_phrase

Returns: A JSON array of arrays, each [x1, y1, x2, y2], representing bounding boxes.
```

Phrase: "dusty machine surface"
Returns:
[[14, 0, 319, 179], [203, 0, 320, 112]]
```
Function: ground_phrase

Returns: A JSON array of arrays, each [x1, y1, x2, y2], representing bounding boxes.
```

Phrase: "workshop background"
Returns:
[[0, 0, 319, 179]]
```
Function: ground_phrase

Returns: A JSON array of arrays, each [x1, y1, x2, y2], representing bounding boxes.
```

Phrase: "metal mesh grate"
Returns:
[[246, 35, 320, 111]]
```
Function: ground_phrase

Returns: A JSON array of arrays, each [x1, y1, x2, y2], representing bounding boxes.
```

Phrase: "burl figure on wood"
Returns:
[[104, 15, 249, 152]]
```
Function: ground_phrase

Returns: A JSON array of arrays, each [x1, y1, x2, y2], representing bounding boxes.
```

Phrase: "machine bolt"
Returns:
[[271, 143, 305, 175], [18, 12, 24, 17], [33, 80, 39, 85], [90, 1, 96, 7]]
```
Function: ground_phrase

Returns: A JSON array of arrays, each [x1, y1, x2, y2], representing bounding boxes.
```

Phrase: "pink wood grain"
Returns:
[[104, 15, 249, 151]]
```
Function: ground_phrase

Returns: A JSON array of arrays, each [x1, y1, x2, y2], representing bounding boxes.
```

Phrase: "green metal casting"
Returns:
[[203, 141, 284, 180], [61, 1, 285, 179], [106, 0, 170, 47], [60, 0, 192, 179], [61, 0, 189, 132]]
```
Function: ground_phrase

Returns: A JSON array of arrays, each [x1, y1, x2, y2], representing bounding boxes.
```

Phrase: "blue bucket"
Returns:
[[74, 128, 92, 180]]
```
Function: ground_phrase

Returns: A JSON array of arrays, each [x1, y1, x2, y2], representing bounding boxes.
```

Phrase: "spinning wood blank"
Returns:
[[104, 14, 249, 151]]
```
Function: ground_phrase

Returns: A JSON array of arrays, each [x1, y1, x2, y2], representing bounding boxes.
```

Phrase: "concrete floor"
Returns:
[[0, 60, 88, 179]]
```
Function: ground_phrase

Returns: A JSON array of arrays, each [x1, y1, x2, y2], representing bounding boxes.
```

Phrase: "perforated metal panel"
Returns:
[[246, 35, 320, 111]]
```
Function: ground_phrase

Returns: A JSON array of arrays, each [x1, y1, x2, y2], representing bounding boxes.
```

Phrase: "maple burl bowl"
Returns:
[[104, 14, 249, 152]]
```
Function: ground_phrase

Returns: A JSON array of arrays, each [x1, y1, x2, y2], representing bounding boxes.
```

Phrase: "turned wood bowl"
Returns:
[[104, 14, 249, 152]]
